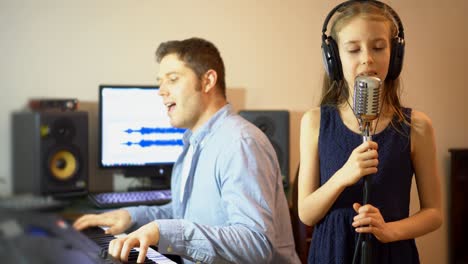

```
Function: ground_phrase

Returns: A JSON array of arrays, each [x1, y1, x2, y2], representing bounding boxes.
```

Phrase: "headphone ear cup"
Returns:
[[321, 36, 343, 82], [387, 37, 405, 80]]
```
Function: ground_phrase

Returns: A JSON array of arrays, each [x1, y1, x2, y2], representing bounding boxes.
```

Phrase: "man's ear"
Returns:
[[203, 69, 218, 93]]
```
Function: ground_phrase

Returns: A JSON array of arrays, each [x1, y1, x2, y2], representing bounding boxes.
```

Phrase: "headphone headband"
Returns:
[[322, 0, 404, 39]]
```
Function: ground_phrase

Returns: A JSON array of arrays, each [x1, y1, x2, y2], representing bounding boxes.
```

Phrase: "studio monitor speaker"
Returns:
[[239, 110, 290, 189], [12, 111, 88, 197]]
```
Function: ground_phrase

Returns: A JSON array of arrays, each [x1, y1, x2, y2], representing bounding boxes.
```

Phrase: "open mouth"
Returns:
[[358, 71, 378, 77], [165, 102, 176, 113]]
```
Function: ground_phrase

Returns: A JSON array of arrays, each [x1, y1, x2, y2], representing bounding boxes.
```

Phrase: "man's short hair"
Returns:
[[156, 37, 226, 93]]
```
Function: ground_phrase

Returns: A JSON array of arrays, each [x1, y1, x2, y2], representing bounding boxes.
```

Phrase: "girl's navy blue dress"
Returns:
[[308, 105, 419, 264]]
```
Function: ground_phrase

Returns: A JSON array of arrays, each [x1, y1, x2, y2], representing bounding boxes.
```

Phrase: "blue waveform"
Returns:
[[123, 139, 184, 147], [124, 127, 185, 135]]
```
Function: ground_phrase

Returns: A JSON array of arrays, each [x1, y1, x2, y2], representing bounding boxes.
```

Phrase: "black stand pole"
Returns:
[[352, 122, 372, 264]]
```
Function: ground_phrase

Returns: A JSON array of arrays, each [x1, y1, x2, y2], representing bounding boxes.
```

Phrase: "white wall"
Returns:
[[1, 1, 467, 263]]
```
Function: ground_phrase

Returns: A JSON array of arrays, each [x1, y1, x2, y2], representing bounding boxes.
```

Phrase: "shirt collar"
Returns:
[[182, 104, 233, 148]]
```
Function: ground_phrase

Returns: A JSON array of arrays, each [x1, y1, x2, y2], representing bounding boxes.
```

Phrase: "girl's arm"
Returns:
[[352, 110, 442, 242], [298, 108, 378, 226]]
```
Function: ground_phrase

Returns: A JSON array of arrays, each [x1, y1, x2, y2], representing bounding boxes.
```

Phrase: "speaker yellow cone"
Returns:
[[49, 150, 77, 181]]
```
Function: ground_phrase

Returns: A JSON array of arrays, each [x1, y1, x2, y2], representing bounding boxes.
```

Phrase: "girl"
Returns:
[[298, 1, 442, 263]]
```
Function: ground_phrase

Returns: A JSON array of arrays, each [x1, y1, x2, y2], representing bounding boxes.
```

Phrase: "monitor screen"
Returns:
[[99, 85, 185, 186]]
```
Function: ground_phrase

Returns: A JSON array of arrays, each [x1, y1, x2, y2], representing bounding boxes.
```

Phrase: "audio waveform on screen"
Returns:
[[124, 127, 186, 135], [123, 139, 184, 147], [121, 126, 185, 148]]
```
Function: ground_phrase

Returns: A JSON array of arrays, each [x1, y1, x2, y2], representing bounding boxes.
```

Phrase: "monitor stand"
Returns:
[[123, 166, 172, 191]]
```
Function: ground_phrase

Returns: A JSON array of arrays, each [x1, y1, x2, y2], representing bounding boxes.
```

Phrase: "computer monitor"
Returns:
[[99, 85, 186, 189]]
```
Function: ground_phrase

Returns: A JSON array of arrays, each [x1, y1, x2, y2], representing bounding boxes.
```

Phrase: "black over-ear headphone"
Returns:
[[321, 0, 405, 81]]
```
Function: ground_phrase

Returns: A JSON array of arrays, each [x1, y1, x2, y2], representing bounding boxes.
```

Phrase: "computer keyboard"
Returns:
[[88, 189, 172, 208], [0, 194, 69, 212]]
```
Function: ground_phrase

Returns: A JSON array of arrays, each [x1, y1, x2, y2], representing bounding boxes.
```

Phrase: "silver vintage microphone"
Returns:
[[353, 75, 382, 140], [352, 75, 382, 264]]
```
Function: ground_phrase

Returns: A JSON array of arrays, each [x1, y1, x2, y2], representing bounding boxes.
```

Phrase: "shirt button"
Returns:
[[167, 245, 173, 253]]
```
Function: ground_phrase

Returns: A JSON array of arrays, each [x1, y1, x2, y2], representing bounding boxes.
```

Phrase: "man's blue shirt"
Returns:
[[126, 104, 300, 264]]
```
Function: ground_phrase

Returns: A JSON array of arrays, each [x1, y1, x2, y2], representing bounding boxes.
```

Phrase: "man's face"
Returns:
[[156, 54, 205, 131]]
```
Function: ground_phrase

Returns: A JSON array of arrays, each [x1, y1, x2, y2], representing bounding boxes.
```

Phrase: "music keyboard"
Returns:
[[0, 209, 121, 264], [82, 226, 176, 264], [0, 208, 176, 264]]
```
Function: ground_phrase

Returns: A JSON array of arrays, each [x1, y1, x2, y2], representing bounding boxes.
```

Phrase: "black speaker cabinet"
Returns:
[[449, 149, 468, 264], [239, 110, 290, 189], [12, 111, 88, 197]]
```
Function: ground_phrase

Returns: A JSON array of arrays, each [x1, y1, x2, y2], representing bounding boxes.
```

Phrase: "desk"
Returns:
[[59, 196, 109, 221]]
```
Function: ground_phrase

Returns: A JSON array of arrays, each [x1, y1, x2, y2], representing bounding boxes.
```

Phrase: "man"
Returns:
[[74, 37, 300, 264]]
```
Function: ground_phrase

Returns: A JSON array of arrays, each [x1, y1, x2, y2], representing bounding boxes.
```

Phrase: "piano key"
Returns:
[[81, 226, 176, 264]]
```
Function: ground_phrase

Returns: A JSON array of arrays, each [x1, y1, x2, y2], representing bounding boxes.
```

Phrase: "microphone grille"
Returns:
[[353, 76, 382, 121]]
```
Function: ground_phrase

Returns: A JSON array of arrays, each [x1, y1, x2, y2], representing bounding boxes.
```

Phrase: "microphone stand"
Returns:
[[351, 74, 381, 264], [352, 120, 373, 264]]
